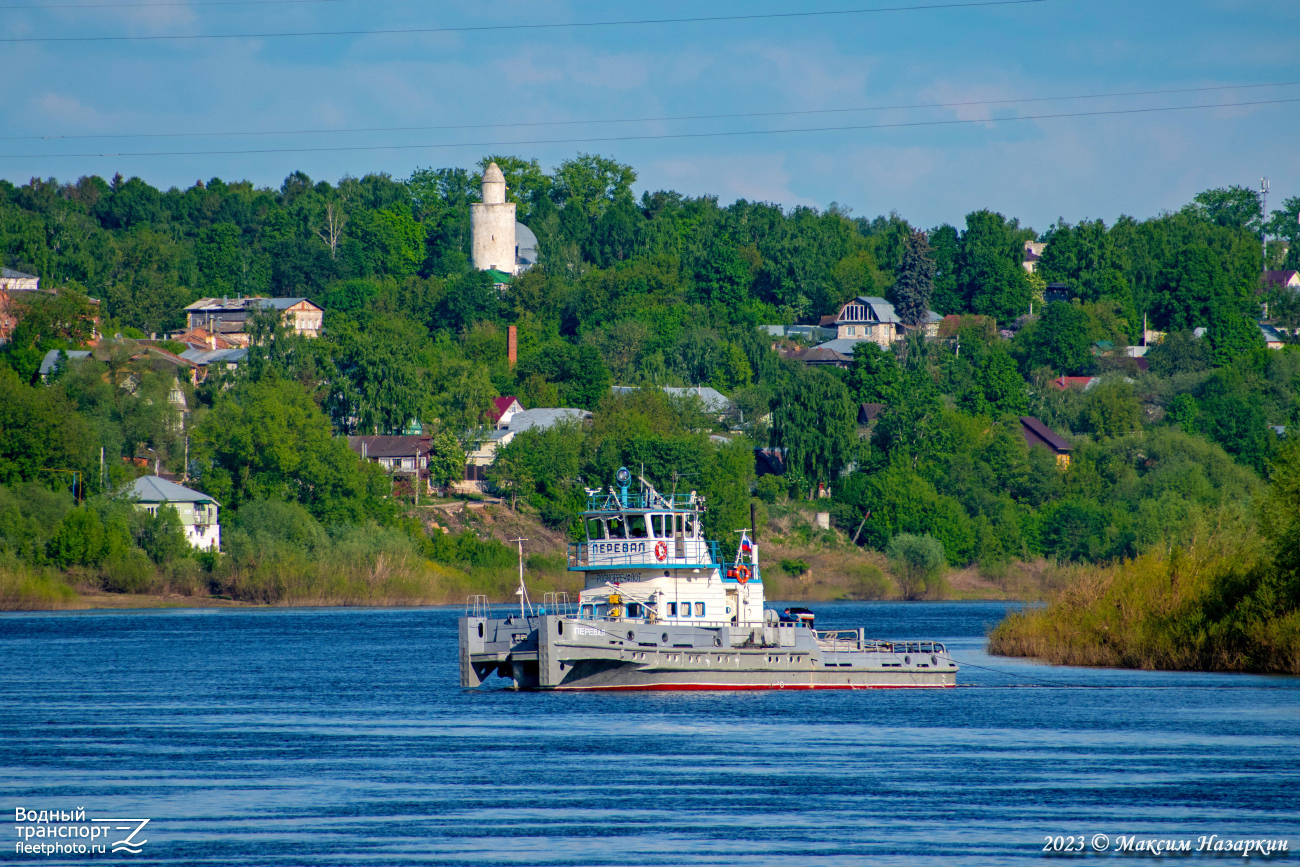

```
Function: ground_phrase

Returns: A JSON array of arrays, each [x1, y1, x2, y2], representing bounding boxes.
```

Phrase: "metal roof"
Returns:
[[507, 408, 591, 432], [1019, 416, 1071, 453], [180, 347, 248, 365], [346, 435, 430, 458], [38, 349, 92, 377], [837, 296, 902, 325], [609, 386, 733, 415], [125, 475, 218, 504], [813, 338, 870, 355], [184, 297, 320, 312], [1, 267, 38, 279], [1259, 322, 1285, 344]]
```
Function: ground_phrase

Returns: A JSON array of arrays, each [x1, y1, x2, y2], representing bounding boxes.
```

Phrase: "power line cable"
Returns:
[[0, 0, 1054, 42], [9, 80, 1297, 143], [2, 96, 1294, 159], [3, 0, 359, 8]]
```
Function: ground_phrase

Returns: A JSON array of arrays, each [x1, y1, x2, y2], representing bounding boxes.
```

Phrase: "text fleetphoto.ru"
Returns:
[[13, 808, 151, 858]]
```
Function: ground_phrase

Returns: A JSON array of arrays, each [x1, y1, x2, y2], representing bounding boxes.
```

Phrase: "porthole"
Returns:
[[713, 636, 722, 647], [477, 623, 484, 638], [661, 632, 669, 643], [904, 655, 911, 665], [559, 662, 566, 671], [931, 655, 938, 666], [557, 621, 564, 635], [627, 631, 635, 640]]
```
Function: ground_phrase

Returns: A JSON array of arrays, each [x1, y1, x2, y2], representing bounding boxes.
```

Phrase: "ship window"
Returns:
[[607, 517, 626, 539], [651, 514, 665, 537], [679, 603, 690, 618], [684, 517, 695, 538], [666, 602, 677, 616], [585, 518, 605, 540], [627, 603, 642, 618], [628, 515, 648, 538], [675, 514, 684, 535], [580, 604, 594, 619], [695, 602, 705, 617]]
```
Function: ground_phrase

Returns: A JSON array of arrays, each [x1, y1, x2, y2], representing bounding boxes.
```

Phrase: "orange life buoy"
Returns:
[[654, 541, 668, 561], [737, 565, 751, 585]]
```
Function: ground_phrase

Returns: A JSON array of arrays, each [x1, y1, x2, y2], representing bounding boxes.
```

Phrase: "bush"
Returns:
[[100, 549, 158, 594], [163, 558, 206, 596], [755, 474, 783, 504], [885, 533, 946, 600], [779, 558, 808, 576], [844, 563, 890, 600], [233, 498, 329, 552]]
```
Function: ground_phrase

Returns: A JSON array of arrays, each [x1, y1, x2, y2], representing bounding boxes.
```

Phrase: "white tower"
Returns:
[[471, 162, 517, 274]]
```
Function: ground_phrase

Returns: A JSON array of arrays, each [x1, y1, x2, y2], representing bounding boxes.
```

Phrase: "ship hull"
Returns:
[[459, 614, 958, 691]]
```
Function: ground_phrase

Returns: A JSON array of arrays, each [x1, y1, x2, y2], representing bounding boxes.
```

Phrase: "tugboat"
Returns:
[[458, 468, 958, 690]]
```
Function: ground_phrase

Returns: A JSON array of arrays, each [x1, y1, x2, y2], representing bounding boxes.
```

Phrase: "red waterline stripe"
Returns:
[[548, 682, 956, 691]]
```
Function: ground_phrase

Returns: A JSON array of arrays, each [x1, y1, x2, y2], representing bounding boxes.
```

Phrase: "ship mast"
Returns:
[[512, 537, 532, 619]]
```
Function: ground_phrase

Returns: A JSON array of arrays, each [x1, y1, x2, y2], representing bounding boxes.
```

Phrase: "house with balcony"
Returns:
[[126, 475, 221, 550]]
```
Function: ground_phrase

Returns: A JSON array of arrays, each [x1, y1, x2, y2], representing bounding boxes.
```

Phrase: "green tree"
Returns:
[[957, 210, 1035, 321], [1185, 185, 1262, 234], [891, 229, 936, 326], [327, 316, 426, 435], [47, 506, 106, 567], [1146, 330, 1209, 376], [1166, 393, 1198, 434], [0, 369, 95, 487], [885, 532, 946, 600], [552, 153, 637, 221], [771, 367, 856, 492], [426, 431, 465, 489], [1019, 302, 1093, 375], [138, 504, 189, 565], [927, 223, 962, 314], [194, 376, 389, 523], [1078, 382, 1141, 438], [845, 341, 901, 404]]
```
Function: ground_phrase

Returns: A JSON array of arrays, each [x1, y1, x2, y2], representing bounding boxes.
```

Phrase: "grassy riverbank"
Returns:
[[2, 501, 1045, 611], [988, 529, 1300, 675]]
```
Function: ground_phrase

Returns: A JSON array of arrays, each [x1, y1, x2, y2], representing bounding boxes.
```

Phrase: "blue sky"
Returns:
[[2, 0, 1298, 232]]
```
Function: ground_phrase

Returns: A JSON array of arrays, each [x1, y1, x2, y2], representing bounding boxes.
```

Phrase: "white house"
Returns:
[[125, 475, 221, 551]]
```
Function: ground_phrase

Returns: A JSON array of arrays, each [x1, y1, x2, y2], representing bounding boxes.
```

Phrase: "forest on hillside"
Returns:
[[2, 154, 1300, 599]]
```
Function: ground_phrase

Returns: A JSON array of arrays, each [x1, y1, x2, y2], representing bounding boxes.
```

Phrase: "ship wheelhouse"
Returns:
[[566, 472, 763, 627]]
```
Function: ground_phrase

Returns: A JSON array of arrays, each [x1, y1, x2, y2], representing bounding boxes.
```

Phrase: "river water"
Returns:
[[1, 602, 1296, 865]]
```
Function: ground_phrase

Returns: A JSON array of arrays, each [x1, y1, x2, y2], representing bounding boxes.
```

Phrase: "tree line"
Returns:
[[1, 156, 1298, 579]]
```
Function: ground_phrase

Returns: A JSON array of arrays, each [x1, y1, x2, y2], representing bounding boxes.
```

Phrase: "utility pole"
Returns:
[[1261, 177, 1270, 267]]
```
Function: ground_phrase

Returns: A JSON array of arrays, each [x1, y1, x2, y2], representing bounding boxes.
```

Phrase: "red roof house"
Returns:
[[488, 396, 524, 428], [1050, 376, 1098, 391]]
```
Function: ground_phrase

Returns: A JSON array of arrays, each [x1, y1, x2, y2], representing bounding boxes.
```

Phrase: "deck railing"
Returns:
[[567, 540, 724, 570], [585, 491, 700, 512], [814, 630, 947, 654]]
